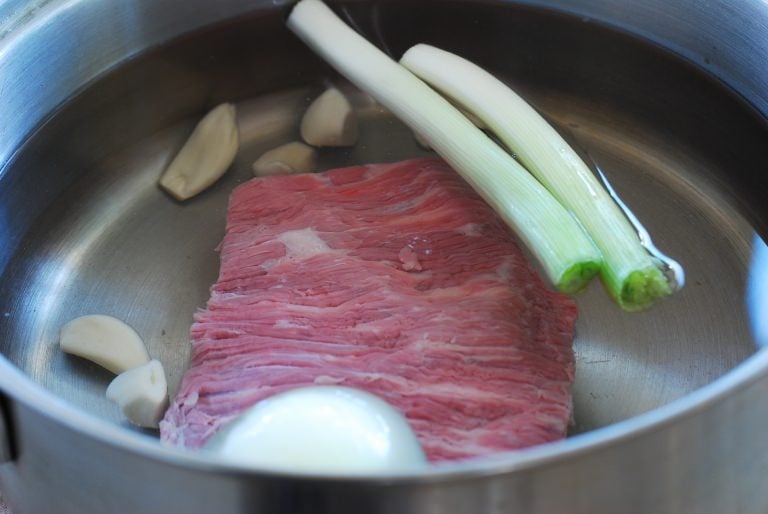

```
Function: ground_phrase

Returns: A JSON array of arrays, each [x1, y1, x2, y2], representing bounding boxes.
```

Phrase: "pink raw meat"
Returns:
[[160, 157, 577, 462]]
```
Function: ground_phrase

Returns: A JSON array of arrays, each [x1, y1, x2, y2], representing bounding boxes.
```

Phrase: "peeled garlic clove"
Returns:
[[106, 359, 169, 429], [60, 314, 150, 374], [252, 141, 317, 176], [300, 87, 358, 147], [159, 102, 239, 201]]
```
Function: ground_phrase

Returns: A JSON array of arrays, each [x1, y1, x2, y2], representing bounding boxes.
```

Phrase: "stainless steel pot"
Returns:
[[1, 0, 767, 512]]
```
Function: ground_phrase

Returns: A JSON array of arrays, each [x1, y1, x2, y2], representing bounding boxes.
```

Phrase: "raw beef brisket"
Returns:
[[160, 157, 577, 462]]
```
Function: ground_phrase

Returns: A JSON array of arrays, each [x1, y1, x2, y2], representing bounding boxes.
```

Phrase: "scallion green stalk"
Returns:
[[400, 44, 680, 310], [287, 0, 600, 293]]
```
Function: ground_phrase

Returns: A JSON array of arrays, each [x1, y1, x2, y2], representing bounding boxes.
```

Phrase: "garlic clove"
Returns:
[[300, 87, 358, 147], [60, 314, 150, 374], [252, 141, 317, 176], [159, 102, 239, 201], [106, 359, 169, 429]]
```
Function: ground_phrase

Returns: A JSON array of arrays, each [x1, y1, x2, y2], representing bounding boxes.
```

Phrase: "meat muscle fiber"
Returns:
[[160, 157, 577, 462]]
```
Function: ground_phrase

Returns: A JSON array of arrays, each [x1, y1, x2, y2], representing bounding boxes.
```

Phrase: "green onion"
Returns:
[[401, 44, 681, 310], [287, 0, 601, 293]]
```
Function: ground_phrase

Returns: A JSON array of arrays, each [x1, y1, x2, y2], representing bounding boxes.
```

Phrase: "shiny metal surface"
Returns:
[[0, 0, 767, 513]]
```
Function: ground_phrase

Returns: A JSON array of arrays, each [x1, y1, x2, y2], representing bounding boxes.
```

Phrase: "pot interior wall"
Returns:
[[0, 1, 766, 440]]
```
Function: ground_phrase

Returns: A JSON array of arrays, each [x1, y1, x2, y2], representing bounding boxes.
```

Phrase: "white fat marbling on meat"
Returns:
[[277, 228, 331, 259], [456, 223, 482, 237]]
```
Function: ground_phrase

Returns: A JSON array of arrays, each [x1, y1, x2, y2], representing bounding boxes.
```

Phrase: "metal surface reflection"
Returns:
[[747, 235, 768, 347]]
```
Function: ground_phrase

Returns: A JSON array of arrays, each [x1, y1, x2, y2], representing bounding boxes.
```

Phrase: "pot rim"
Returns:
[[1, 346, 767, 482]]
